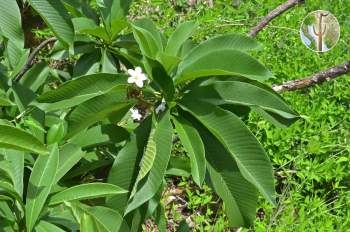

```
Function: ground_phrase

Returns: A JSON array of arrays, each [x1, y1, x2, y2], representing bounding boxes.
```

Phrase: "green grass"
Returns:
[[132, 0, 350, 231]]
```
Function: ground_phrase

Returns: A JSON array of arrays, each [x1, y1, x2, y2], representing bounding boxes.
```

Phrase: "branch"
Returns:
[[272, 61, 350, 92], [14, 37, 57, 82], [248, 0, 304, 38]]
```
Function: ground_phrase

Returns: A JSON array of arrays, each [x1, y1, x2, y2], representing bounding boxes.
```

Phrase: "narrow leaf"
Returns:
[[0, 125, 48, 155], [49, 183, 127, 206], [26, 145, 59, 231]]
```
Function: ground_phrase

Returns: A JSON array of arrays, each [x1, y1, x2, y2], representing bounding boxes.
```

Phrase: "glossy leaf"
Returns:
[[26, 145, 59, 231], [66, 90, 133, 137], [189, 112, 258, 227], [165, 21, 197, 57], [172, 115, 206, 186], [0, 125, 48, 155], [179, 99, 275, 204], [49, 183, 127, 206], [37, 73, 128, 111], [175, 49, 274, 85], [0, 0, 23, 46], [28, 0, 74, 46], [107, 117, 152, 213], [126, 111, 173, 214]]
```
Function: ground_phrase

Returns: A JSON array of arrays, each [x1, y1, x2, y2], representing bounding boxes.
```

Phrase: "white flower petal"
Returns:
[[135, 79, 144, 88], [135, 67, 142, 74], [128, 77, 135, 83], [140, 74, 147, 81], [128, 69, 136, 76]]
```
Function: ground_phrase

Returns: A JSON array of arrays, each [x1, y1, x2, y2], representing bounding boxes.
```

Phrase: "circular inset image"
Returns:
[[300, 10, 340, 52]]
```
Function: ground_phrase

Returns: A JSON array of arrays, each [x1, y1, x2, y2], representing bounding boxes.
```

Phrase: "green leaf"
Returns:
[[19, 62, 50, 92], [132, 23, 160, 59], [149, 59, 175, 101], [181, 33, 260, 64], [68, 124, 129, 149], [66, 90, 133, 138], [165, 21, 197, 57], [125, 111, 173, 214], [26, 145, 59, 231], [172, 115, 206, 186], [0, 149, 24, 197], [54, 143, 85, 183], [72, 17, 110, 41], [186, 79, 299, 126], [188, 112, 258, 227], [179, 99, 275, 204], [107, 117, 152, 213], [28, 0, 74, 46], [175, 49, 274, 85], [49, 183, 127, 206], [73, 49, 101, 77], [35, 220, 66, 232], [85, 206, 129, 232], [0, 0, 23, 46], [80, 213, 99, 232], [0, 125, 48, 155], [101, 49, 118, 73], [100, 0, 131, 38], [36, 73, 128, 111], [47, 122, 65, 145]]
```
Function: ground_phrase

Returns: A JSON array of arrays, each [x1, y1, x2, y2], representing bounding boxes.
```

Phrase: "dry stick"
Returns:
[[248, 0, 305, 38], [249, 0, 350, 92], [14, 37, 57, 82], [272, 61, 350, 92]]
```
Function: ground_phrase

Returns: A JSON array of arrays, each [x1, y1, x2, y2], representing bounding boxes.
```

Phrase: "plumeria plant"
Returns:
[[0, 0, 299, 231]]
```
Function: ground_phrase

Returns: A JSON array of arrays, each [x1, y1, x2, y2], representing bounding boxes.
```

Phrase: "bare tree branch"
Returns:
[[272, 61, 350, 92], [14, 37, 57, 82], [249, 0, 304, 38]]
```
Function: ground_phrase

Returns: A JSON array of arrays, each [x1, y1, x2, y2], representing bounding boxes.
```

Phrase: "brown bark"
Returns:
[[272, 61, 350, 92], [248, 0, 305, 38], [14, 37, 57, 82]]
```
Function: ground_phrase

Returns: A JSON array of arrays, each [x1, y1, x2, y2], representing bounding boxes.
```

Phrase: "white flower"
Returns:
[[130, 108, 142, 121], [155, 98, 166, 114], [127, 67, 147, 88]]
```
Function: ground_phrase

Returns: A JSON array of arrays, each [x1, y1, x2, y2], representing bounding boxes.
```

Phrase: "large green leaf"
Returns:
[[107, 117, 152, 213], [187, 112, 258, 227], [0, 149, 24, 197], [179, 99, 275, 204], [180, 33, 260, 66], [37, 73, 128, 111], [0, 125, 48, 155], [185, 80, 299, 126], [175, 49, 274, 85], [66, 90, 133, 137], [165, 21, 197, 57], [69, 124, 129, 149], [80, 213, 99, 232], [28, 0, 74, 46], [132, 23, 160, 59], [26, 145, 59, 231], [99, 0, 131, 38], [85, 206, 129, 232], [49, 183, 127, 206], [172, 115, 206, 186], [35, 220, 66, 232], [54, 143, 85, 183], [0, 0, 23, 46], [125, 111, 173, 214]]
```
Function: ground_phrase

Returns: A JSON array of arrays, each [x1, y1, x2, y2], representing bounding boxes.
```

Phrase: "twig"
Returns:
[[14, 37, 57, 82], [272, 61, 350, 93], [248, 0, 305, 38]]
